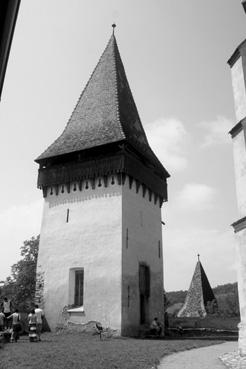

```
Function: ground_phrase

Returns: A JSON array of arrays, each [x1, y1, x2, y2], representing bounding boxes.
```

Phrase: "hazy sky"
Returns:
[[0, 0, 245, 291]]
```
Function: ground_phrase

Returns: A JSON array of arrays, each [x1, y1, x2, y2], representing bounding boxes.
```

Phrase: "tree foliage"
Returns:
[[0, 236, 39, 312]]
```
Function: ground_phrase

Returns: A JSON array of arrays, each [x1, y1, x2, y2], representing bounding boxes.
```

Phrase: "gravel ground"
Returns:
[[221, 350, 246, 369], [158, 342, 237, 369]]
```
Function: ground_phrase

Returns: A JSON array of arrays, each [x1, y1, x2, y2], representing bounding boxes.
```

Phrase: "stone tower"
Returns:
[[228, 5, 246, 354], [177, 256, 217, 318], [35, 28, 169, 336]]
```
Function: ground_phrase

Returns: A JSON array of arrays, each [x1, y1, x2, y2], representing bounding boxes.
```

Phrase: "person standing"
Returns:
[[7, 309, 21, 342], [34, 304, 44, 341], [2, 297, 12, 329]]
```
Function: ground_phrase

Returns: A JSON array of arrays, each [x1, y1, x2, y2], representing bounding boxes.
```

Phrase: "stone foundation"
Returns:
[[238, 322, 246, 356], [220, 350, 246, 368]]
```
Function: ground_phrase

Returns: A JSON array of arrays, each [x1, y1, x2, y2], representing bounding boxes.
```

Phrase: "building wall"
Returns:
[[231, 56, 246, 123], [232, 131, 246, 217], [37, 178, 122, 330], [235, 228, 246, 355], [121, 177, 164, 336], [229, 48, 246, 356]]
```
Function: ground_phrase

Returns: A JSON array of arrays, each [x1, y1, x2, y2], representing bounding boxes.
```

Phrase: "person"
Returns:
[[95, 322, 103, 340], [2, 297, 12, 329], [28, 309, 37, 342], [150, 317, 162, 336], [7, 309, 21, 342], [34, 304, 44, 341], [0, 310, 5, 331], [164, 311, 169, 335]]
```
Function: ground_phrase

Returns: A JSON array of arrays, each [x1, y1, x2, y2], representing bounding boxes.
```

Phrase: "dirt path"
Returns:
[[158, 342, 237, 369]]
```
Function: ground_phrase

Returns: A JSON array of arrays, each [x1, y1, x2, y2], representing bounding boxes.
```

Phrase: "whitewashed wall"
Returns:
[[232, 131, 246, 217], [37, 179, 122, 330], [121, 177, 164, 335], [231, 56, 246, 123]]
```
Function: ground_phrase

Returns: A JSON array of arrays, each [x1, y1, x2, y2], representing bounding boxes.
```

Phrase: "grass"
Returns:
[[0, 332, 223, 369]]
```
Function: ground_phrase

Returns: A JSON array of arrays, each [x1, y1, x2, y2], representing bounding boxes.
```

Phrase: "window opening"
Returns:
[[127, 286, 130, 308], [139, 263, 150, 324], [74, 270, 84, 306], [66, 209, 70, 223]]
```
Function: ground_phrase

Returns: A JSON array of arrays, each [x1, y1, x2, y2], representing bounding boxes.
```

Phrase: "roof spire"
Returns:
[[177, 256, 217, 318], [197, 253, 200, 262], [242, 0, 246, 13], [112, 23, 116, 34]]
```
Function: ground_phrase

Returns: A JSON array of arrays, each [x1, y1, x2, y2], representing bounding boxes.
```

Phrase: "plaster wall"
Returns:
[[232, 131, 246, 217], [37, 179, 122, 330], [235, 229, 246, 355], [231, 57, 246, 122], [121, 178, 164, 335], [230, 46, 246, 357]]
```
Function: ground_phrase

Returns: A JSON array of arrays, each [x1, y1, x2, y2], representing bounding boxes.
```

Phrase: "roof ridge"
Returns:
[[111, 35, 125, 138], [114, 40, 149, 145]]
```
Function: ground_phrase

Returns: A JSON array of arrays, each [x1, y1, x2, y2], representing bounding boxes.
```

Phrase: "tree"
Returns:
[[1, 236, 39, 312]]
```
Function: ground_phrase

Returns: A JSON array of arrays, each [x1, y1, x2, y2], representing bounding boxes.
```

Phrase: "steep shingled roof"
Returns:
[[36, 32, 166, 176], [177, 259, 217, 318]]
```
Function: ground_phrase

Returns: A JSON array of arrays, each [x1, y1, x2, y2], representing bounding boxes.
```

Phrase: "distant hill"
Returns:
[[166, 282, 240, 317]]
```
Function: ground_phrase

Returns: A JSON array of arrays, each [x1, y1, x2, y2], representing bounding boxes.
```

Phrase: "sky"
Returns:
[[0, 0, 245, 291]]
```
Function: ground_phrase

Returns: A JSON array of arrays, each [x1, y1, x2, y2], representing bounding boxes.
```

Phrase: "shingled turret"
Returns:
[[177, 256, 217, 318], [36, 31, 169, 202]]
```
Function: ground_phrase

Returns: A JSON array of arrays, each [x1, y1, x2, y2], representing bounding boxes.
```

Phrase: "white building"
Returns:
[[228, 4, 246, 355], [35, 28, 169, 336]]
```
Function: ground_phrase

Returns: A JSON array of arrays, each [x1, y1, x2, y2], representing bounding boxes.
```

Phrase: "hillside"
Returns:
[[166, 282, 240, 317]]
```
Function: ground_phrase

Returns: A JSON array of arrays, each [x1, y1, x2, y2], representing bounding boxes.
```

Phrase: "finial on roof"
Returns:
[[197, 254, 200, 262], [112, 23, 116, 34]]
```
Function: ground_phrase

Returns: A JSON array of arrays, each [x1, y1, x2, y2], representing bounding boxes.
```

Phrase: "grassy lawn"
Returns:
[[0, 332, 223, 369]]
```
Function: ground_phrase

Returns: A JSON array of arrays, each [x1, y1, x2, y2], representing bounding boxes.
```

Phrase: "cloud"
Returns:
[[0, 200, 43, 280], [174, 183, 216, 211], [163, 227, 237, 291], [199, 116, 233, 148], [145, 117, 188, 172]]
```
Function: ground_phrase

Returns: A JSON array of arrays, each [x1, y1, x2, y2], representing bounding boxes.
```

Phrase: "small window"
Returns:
[[158, 241, 161, 258], [66, 209, 70, 223], [74, 270, 84, 306]]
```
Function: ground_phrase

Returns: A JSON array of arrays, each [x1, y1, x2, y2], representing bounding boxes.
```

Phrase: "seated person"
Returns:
[[95, 322, 103, 339], [150, 317, 162, 336]]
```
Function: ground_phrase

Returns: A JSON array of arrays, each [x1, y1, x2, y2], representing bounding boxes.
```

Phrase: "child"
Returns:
[[0, 310, 4, 332], [28, 310, 37, 342]]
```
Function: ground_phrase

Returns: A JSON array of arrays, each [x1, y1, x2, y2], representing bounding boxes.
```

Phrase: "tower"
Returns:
[[35, 28, 169, 336], [177, 256, 217, 318], [228, 11, 246, 354]]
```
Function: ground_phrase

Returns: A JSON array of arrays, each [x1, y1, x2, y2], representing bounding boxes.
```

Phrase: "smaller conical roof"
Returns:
[[177, 258, 217, 318]]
